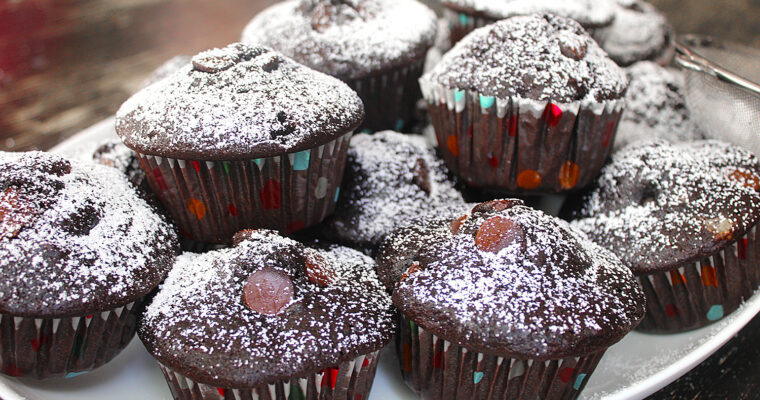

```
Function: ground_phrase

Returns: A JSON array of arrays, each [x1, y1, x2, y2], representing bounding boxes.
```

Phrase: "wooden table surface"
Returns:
[[1, 0, 760, 399]]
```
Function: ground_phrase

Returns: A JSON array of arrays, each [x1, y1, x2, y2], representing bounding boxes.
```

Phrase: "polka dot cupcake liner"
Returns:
[[395, 314, 605, 400], [157, 350, 380, 400], [0, 298, 145, 379], [636, 223, 760, 333], [136, 132, 352, 244], [420, 81, 624, 193], [442, 8, 495, 45], [349, 58, 425, 132]]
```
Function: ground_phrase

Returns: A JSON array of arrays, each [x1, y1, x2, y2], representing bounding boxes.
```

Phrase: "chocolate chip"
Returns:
[[475, 215, 526, 253], [277, 111, 288, 123], [558, 35, 587, 61], [305, 251, 336, 287], [471, 199, 523, 214], [262, 57, 283, 73], [62, 201, 102, 236], [192, 43, 265, 73], [0, 187, 37, 239], [243, 268, 294, 315], [412, 158, 431, 194]]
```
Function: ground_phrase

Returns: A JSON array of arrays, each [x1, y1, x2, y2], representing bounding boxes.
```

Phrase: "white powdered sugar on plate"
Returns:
[[324, 131, 468, 249], [115, 43, 363, 160], [442, 0, 617, 28], [241, 0, 437, 80], [0, 151, 177, 317], [140, 231, 393, 387], [614, 62, 705, 150], [423, 15, 628, 103], [570, 140, 760, 273]]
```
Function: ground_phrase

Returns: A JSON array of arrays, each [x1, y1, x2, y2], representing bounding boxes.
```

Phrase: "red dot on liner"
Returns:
[[152, 169, 168, 190], [558, 367, 575, 383], [285, 220, 306, 234], [320, 368, 339, 389], [467, 124, 473, 138], [362, 358, 370, 368], [86, 315, 93, 319], [217, 388, 226, 396], [665, 304, 678, 318], [4, 363, 21, 377], [738, 238, 748, 260], [488, 155, 499, 169], [30, 338, 42, 352], [446, 135, 459, 157], [507, 115, 518, 137], [542, 103, 563, 127], [601, 120, 616, 148], [260, 179, 282, 210], [227, 204, 238, 216], [192, 161, 201, 173], [433, 349, 444, 369]]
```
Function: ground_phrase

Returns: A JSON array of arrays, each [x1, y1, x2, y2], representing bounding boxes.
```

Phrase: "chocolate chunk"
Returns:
[[243, 268, 295, 315]]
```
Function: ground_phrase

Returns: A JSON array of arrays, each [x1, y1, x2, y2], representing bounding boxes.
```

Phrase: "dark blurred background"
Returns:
[[0, 0, 758, 151]]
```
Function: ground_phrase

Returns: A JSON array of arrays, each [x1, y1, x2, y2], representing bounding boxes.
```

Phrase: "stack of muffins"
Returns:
[[1, 1, 758, 400]]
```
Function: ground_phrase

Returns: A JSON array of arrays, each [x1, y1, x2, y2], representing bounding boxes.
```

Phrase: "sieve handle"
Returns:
[[676, 40, 760, 98]]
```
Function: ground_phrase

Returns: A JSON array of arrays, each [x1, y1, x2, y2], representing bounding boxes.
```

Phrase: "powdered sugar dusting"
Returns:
[[388, 203, 645, 359], [597, 0, 672, 66], [423, 14, 627, 103], [614, 62, 705, 150], [241, 0, 437, 80], [116, 43, 363, 160], [140, 230, 393, 388], [323, 131, 467, 249], [0, 151, 177, 317], [442, 0, 616, 28], [570, 140, 760, 273]]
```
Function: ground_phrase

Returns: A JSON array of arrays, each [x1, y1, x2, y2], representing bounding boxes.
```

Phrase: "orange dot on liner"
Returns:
[[559, 161, 580, 189], [701, 265, 719, 287], [517, 169, 542, 190], [446, 135, 458, 157], [728, 169, 760, 191], [187, 198, 206, 220], [670, 270, 686, 285]]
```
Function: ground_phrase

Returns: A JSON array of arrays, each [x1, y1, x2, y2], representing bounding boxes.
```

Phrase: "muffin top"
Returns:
[[140, 230, 394, 388], [0, 152, 178, 317], [598, 0, 673, 66], [614, 62, 704, 150], [422, 14, 627, 103], [377, 199, 645, 360], [241, 0, 437, 81], [442, 0, 616, 29], [569, 140, 760, 274], [322, 131, 467, 250], [116, 43, 364, 161]]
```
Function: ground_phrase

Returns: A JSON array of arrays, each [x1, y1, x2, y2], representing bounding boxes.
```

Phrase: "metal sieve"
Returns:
[[675, 34, 760, 157]]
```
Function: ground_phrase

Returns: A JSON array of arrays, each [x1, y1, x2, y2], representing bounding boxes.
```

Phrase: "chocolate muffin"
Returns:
[[614, 62, 705, 151], [139, 229, 394, 400], [594, 0, 674, 67], [421, 15, 627, 193], [568, 140, 760, 332], [321, 131, 468, 252], [0, 151, 178, 379], [377, 199, 645, 399], [441, 0, 616, 44], [93, 140, 149, 195], [241, 0, 437, 132], [116, 43, 363, 244]]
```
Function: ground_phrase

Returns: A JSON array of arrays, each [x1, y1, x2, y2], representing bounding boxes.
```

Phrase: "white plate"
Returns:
[[2, 119, 759, 400]]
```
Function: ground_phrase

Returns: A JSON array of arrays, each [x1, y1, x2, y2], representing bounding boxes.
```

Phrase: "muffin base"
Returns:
[[349, 59, 425, 132], [421, 83, 624, 193], [0, 299, 144, 379], [158, 351, 380, 400], [637, 223, 760, 333], [137, 133, 352, 244], [396, 314, 605, 400]]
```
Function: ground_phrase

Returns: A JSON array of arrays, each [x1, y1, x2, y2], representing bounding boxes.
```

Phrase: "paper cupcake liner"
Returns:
[[395, 314, 605, 400], [420, 81, 624, 193], [158, 350, 380, 400], [349, 59, 425, 132], [0, 299, 144, 379], [636, 223, 760, 333], [136, 133, 352, 244]]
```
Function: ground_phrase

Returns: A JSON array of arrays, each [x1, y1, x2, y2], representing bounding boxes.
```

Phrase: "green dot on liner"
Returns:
[[459, 13, 470, 25], [707, 304, 724, 321], [573, 373, 587, 390]]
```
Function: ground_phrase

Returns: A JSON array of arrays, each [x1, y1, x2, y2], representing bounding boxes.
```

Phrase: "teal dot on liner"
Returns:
[[292, 150, 311, 171], [395, 119, 405, 131], [221, 161, 231, 175], [573, 373, 587, 390], [361, 128, 373, 134], [459, 13, 470, 25], [334, 187, 341, 202], [479, 95, 495, 109], [253, 158, 262, 167], [473, 371, 484, 384], [707, 305, 724, 321], [454, 89, 465, 103], [65, 371, 88, 379]]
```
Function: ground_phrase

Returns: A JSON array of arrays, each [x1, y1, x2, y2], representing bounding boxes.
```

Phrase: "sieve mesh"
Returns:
[[676, 35, 760, 157]]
